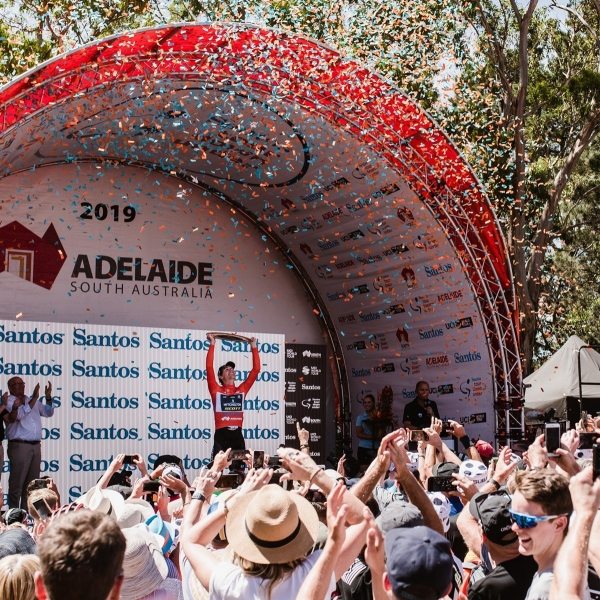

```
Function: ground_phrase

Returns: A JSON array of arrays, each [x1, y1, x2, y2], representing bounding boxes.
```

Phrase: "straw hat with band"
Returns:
[[226, 484, 319, 565]]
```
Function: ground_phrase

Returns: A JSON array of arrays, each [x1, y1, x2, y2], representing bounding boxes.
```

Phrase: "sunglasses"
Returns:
[[509, 509, 567, 529]]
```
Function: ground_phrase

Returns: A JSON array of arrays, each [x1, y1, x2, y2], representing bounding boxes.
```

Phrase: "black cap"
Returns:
[[432, 462, 459, 477], [469, 489, 517, 546]]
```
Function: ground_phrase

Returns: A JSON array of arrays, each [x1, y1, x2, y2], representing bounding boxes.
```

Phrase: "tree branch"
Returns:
[[473, 2, 514, 107], [550, 1, 599, 41], [528, 107, 600, 281]]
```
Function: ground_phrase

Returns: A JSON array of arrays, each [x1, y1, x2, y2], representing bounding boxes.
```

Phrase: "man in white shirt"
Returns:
[[4, 376, 56, 508], [510, 469, 573, 600]]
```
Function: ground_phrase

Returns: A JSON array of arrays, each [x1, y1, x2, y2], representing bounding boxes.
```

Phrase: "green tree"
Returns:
[[442, 0, 600, 371], [1, 0, 599, 371]]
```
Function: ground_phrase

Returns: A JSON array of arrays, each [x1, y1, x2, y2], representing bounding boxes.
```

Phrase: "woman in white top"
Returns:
[[181, 452, 370, 600]]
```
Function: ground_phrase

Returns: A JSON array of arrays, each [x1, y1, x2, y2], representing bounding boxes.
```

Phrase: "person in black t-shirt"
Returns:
[[467, 490, 538, 600], [402, 381, 440, 429]]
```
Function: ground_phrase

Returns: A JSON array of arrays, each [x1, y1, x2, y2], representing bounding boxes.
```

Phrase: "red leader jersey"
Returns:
[[206, 343, 260, 429]]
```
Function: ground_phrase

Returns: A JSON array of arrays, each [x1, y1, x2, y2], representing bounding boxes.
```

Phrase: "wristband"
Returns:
[[460, 435, 472, 450], [488, 478, 501, 490], [308, 467, 324, 484], [300, 444, 309, 450], [191, 492, 206, 502]]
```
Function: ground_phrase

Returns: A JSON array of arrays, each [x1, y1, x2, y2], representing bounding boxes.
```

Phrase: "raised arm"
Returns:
[[206, 333, 218, 394], [239, 337, 260, 392], [387, 431, 444, 535], [182, 468, 271, 589], [295, 483, 349, 600], [40, 381, 55, 417], [550, 468, 600, 600], [278, 447, 366, 524]]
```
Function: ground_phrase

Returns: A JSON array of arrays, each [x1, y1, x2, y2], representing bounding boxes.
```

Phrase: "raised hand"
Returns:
[[493, 446, 518, 483], [296, 421, 310, 446], [213, 449, 232, 472], [191, 468, 221, 499], [560, 429, 580, 455], [527, 434, 549, 469], [337, 454, 346, 477], [277, 447, 320, 481], [237, 467, 273, 495], [326, 481, 349, 546]]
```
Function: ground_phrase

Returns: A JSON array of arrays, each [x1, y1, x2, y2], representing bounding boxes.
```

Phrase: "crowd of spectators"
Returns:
[[0, 414, 599, 600]]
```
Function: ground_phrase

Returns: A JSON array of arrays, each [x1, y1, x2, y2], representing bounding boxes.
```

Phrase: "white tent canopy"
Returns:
[[524, 335, 600, 415]]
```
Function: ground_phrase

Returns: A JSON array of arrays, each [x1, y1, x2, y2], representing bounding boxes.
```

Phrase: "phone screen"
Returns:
[[410, 430, 429, 442], [143, 480, 160, 492], [593, 445, 600, 481], [33, 499, 51, 519], [216, 473, 240, 488], [427, 476, 454, 493], [230, 450, 248, 461], [253, 451, 265, 469], [579, 433, 600, 450], [545, 424, 561, 454]]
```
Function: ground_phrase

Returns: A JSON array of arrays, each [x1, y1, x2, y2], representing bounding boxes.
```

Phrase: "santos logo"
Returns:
[[425, 263, 453, 277], [454, 351, 482, 364], [147, 392, 211, 410], [72, 360, 139, 378], [71, 422, 140, 440], [221, 340, 280, 354], [0, 221, 67, 289], [0, 324, 64, 345], [148, 363, 280, 382], [148, 423, 212, 440], [73, 328, 140, 348], [149, 332, 208, 351], [72, 390, 139, 409], [418, 327, 444, 340], [0, 357, 62, 376]]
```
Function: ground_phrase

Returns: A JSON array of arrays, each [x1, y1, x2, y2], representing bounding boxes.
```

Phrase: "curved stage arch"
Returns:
[[0, 23, 521, 445]]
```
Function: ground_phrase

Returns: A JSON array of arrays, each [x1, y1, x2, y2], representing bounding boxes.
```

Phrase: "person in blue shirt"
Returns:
[[4, 377, 55, 508], [356, 394, 378, 469]]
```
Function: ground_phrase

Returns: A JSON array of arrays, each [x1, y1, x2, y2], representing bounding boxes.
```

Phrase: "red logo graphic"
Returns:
[[0, 221, 67, 289]]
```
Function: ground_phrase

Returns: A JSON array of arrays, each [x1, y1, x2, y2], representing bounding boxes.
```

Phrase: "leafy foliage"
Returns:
[[1, 0, 599, 369]]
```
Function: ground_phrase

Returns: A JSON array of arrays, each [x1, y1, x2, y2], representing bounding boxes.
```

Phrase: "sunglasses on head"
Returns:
[[509, 510, 567, 529]]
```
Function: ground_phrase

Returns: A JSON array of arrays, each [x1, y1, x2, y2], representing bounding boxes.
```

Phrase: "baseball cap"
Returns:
[[384, 526, 453, 600], [432, 462, 459, 477], [4, 508, 27, 525], [218, 361, 236, 379], [375, 501, 424, 532], [469, 490, 517, 546], [475, 440, 494, 460]]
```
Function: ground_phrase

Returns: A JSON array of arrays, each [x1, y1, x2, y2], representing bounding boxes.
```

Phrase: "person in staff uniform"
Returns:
[[3, 377, 56, 509], [206, 333, 260, 458], [402, 380, 440, 430]]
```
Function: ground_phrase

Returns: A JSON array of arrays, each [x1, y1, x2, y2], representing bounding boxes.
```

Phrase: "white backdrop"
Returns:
[[1, 319, 284, 501]]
